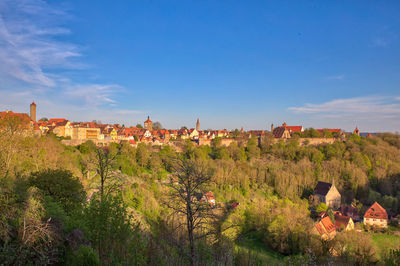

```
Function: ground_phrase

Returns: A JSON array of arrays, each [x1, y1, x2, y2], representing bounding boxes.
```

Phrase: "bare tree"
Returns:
[[95, 146, 120, 202], [0, 114, 29, 178], [165, 156, 213, 266]]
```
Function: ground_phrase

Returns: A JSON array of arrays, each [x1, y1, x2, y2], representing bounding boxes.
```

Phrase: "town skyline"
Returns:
[[2, 101, 378, 133], [1, 1, 400, 132]]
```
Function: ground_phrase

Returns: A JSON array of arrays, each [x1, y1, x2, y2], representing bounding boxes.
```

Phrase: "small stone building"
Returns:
[[364, 202, 388, 228], [334, 213, 354, 231], [313, 181, 341, 209], [313, 216, 336, 240]]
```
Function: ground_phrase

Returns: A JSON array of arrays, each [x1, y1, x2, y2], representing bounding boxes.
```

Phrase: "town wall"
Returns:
[[299, 138, 337, 146]]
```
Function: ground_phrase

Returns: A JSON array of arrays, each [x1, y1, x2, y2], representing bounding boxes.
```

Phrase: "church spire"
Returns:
[[196, 118, 200, 131]]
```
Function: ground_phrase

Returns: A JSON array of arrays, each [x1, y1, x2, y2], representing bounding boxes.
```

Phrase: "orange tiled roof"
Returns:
[[364, 202, 388, 220], [321, 216, 336, 233], [49, 118, 66, 123]]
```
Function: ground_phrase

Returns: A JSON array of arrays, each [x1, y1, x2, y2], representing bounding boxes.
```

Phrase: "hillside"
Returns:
[[1, 121, 400, 265]]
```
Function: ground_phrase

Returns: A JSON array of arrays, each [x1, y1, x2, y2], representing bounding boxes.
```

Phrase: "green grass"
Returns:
[[235, 233, 285, 265], [370, 233, 400, 259]]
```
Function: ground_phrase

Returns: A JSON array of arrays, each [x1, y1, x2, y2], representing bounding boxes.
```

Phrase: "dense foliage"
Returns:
[[0, 123, 400, 265]]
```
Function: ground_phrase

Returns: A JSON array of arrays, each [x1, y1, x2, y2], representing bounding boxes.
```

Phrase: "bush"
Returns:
[[29, 169, 86, 213], [68, 245, 100, 266]]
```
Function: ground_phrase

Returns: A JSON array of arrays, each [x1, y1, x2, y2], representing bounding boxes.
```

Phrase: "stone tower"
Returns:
[[196, 118, 200, 131], [271, 123, 274, 132], [144, 116, 153, 130], [30, 101, 36, 122]]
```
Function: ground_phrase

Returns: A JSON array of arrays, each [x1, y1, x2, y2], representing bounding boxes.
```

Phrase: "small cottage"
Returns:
[[364, 202, 388, 228], [334, 212, 354, 231], [313, 216, 336, 240]]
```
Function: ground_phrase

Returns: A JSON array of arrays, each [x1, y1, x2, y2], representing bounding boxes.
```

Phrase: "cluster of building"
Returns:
[[0, 102, 363, 147], [312, 181, 389, 240]]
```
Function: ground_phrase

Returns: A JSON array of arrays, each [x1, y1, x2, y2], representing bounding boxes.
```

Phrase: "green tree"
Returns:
[[29, 169, 86, 213], [83, 195, 147, 264], [316, 203, 328, 214], [246, 138, 260, 160]]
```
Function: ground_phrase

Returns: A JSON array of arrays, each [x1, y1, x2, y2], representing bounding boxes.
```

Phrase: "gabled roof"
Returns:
[[334, 213, 351, 230], [364, 202, 388, 220], [272, 126, 288, 138], [321, 216, 336, 233], [314, 181, 333, 196], [315, 223, 325, 235], [285, 126, 303, 132], [340, 205, 359, 218]]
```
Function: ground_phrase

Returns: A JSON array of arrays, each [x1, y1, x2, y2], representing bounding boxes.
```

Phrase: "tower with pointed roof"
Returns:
[[196, 118, 200, 131], [144, 116, 152, 130], [30, 101, 36, 122]]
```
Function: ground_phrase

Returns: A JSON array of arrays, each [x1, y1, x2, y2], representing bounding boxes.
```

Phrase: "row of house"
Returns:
[[35, 116, 232, 144], [312, 181, 389, 240], [0, 102, 364, 146]]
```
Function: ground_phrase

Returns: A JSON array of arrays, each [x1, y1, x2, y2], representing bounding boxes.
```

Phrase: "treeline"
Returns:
[[1, 117, 400, 265]]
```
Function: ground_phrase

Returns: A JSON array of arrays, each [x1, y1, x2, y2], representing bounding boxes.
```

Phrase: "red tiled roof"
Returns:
[[49, 118, 66, 123], [334, 213, 351, 230], [285, 126, 303, 132], [0, 111, 31, 127], [315, 223, 325, 235], [321, 216, 336, 233], [364, 202, 388, 220]]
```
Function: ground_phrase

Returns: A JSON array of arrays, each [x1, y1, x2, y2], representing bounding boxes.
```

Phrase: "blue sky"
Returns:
[[0, 0, 399, 131]]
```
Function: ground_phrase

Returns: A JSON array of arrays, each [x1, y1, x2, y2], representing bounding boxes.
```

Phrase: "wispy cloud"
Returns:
[[289, 96, 400, 116], [288, 96, 400, 132], [64, 84, 122, 106], [0, 0, 81, 87], [372, 38, 388, 47], [0, 0, 135, 117], [326, 74, 344, 80]]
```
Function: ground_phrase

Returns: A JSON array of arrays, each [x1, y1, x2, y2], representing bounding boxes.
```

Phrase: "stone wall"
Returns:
[[299, 138, 337, 146], [61, 139, 120, 146]]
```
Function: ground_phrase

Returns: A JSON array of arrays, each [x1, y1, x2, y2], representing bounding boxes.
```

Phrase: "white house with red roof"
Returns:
[[364, 202, 388, 228]]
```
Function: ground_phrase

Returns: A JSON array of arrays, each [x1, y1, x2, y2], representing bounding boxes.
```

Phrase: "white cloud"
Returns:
[[64, 84, 122, 106], [0, 0, 81, 87], [0, 0, 138, 117], [288, 96, 400, 131], [289, 96, 400, 115]]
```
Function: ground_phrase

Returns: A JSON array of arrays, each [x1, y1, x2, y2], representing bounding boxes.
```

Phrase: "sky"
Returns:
[[0, 0, 399, 132]]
